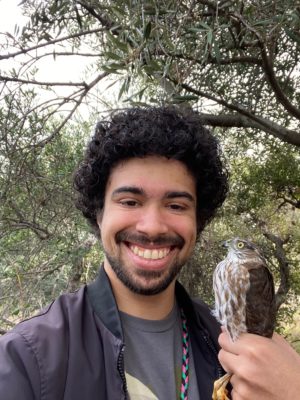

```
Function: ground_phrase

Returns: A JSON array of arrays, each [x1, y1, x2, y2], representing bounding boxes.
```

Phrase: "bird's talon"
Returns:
[[212, 373, 231, 400]]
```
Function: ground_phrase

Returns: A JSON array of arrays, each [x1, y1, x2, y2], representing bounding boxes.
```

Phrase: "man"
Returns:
[[0, 106, 299, 400]]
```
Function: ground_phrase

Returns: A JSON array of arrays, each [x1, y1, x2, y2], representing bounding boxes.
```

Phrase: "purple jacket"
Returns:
[[0, 267, 224, 399]]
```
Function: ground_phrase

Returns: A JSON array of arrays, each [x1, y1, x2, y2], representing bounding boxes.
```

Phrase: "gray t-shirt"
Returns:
[[120, 305, 200, 399]]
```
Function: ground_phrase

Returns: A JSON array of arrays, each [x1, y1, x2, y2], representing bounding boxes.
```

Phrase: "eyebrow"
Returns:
[[112, 186, 145, 197], [165, 191, 195, 203], [112, 186, 195, 203]]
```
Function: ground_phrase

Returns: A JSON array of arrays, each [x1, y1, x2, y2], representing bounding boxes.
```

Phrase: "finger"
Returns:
[[218, 347, 239, 373], [218, 331, 240, 355], [219, 331, 273, 355]]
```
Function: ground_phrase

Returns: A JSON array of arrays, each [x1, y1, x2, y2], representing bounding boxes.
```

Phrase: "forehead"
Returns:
[[105, 156, 196, 196]]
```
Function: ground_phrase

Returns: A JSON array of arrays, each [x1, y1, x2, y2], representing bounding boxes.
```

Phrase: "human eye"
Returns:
[[167, 202, 187, 212], [119, 198, 140, 207]]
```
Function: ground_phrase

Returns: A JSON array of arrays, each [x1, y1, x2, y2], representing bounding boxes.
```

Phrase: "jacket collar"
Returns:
[[87, 265, 210, 339], [87, 265, 224, 393], [87, 265, 124, 341]]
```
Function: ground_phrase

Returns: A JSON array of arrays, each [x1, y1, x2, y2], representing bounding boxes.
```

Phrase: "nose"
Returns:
[[135, 205, 169, 237]]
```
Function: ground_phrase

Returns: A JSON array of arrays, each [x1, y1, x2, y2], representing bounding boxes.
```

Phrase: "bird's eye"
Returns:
[[237, 242, 244, 249]]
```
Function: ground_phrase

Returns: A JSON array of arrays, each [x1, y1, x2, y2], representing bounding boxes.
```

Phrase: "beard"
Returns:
[[104, 230, 187, 295]]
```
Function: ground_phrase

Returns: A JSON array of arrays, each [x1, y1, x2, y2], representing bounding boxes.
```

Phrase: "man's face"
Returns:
[[97, 156, 197, 295]]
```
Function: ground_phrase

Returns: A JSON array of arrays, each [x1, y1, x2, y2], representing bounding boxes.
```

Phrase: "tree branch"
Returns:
[[0, 28, 105, 61], [199, 112, 300, 146], [208, 56, 262, 65], [32, 51, 102, 59], [177, 81, 300, 146], [278, 196, 300, 209], [0, 75, 87, 87], [231, 12, 300, 120], [167, 52, 262, 65], [263, 232, 290, 310], [250, 215, 291, 310], [260, 45, 300, 120], [33, 71, 109, 147], [5, 218, 51, 240], [76, 1, 115, 30]]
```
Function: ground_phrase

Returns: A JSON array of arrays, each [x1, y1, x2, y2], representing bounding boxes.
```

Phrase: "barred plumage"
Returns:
[[212, 238, 277, 399]]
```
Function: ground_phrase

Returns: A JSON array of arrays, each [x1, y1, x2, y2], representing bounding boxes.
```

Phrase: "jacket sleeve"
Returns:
[[0, 331, 41, 400]]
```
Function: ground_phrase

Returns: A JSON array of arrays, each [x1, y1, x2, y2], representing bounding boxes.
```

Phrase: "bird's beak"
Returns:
[[221, 240, 230, 248]]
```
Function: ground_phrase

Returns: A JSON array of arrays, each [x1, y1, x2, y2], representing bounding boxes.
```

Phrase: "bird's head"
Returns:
[[222, 238, 266, 268]]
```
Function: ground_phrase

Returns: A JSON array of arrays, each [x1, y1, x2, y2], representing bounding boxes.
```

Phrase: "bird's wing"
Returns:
[[246, 265, 276, 337]]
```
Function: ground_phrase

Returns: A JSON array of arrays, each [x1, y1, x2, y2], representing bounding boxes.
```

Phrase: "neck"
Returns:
[[104, 263, 176, 320]]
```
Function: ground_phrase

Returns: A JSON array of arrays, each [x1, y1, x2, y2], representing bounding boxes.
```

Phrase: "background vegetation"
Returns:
[[0, 0, 299, 346]]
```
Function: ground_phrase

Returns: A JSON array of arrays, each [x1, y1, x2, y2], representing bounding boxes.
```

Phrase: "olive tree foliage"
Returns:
[[0, 90, 102, 333], [0, 0, 299, 332], [1, 0, 300, 146]]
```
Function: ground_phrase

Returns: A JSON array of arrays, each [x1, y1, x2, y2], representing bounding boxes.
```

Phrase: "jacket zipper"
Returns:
[[117, 326, 222, 399], [117, 344, 128, 400], [201, 331, 224, 378]]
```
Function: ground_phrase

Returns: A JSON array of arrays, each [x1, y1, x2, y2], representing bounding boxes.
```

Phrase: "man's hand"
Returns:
[[218, 329, 300, 399]]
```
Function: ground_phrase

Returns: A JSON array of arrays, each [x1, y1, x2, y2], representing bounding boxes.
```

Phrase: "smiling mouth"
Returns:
[[128, 244, 172, 260]]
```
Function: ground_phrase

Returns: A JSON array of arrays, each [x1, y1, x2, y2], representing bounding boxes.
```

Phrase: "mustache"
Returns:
[[116, 230, 185, 248]]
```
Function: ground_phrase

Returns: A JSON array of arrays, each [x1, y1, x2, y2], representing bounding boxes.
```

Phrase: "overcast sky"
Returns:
[[0, 0, 90, 84], [0, 0, 27, 33], [0, 1, 125, 113]]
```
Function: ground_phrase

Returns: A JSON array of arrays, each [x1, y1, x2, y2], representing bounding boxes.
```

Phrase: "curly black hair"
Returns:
[[74, 106, 228, 237]]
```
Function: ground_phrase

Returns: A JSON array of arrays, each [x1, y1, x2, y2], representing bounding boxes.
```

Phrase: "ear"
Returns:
[[96, 210, 103, 229]]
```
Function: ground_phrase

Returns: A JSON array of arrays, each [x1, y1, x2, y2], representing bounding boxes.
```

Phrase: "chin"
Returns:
[[118, 264, 182, 295]]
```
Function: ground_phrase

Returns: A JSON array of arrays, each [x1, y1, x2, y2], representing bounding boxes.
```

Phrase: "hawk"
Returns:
[[212, 238, 276, 400]]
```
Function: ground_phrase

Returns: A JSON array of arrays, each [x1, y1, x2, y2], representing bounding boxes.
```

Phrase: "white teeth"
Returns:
[[144, 249, 151, 259], [130, 245, 170, 260], [158, 249, 164, 258], [152, 249, 159, 259], [138, 248, 144, 257]]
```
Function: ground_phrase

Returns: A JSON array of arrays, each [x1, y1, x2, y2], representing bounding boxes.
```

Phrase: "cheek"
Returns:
[[184, 220, 197, 249], [172, 216, 197, 244], [100, 208, 135, 239]]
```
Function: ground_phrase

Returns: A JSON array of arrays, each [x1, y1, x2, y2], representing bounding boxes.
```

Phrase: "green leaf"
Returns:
[[41, 32, 53, 42], [144, 21, 152, 40], [118, 80, 127, 100], [108, 62, 126, 69], [171, 94, 199, 103], [207, 30, 213, 45], [125, 100, 149, 107], [103, 51, 123, 61], [14, 24, 20, 36], [124, 86, 147, 102], [213, 40, 221, 63], [198, 21, 210, 30], [186, 27, 202, 33], [118, 77, 131, 100], [102, 62, 126, 73], [252, 19, 274, 26], [101, 65, 122, 73], [284, 28, 300, 44], [140, 65, 152, 75], [145, 60, 161, 71], [107, 31, 129, 53], [111, 6, 125, 20]]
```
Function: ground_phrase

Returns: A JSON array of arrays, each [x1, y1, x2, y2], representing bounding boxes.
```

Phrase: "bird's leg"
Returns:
[[212, 373, 232, 400]]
